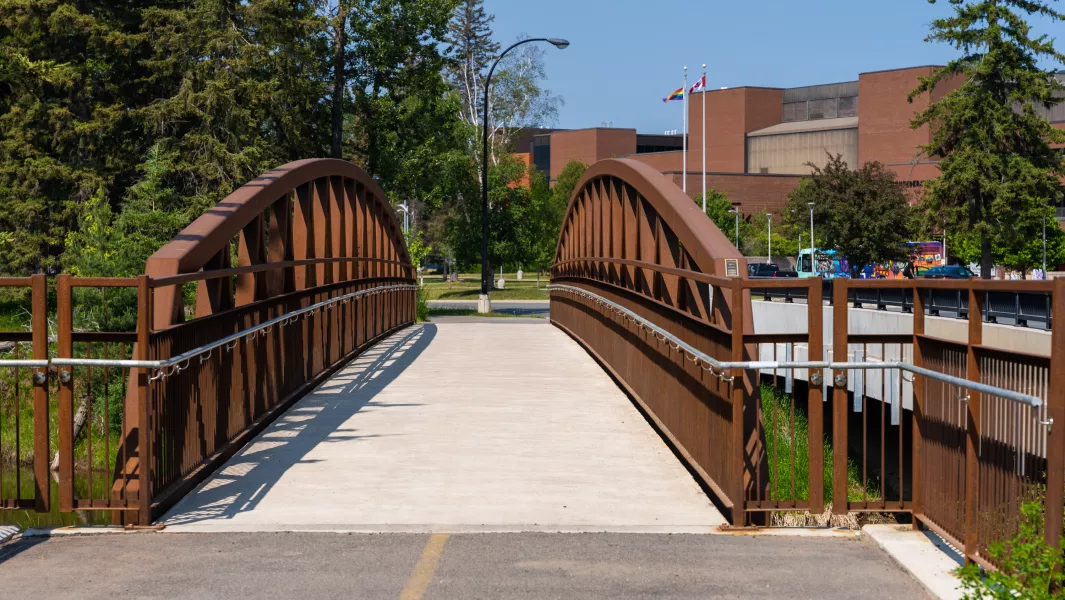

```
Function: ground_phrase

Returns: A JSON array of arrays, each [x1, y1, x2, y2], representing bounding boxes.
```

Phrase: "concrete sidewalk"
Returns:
[[162, 323, 724, 533]]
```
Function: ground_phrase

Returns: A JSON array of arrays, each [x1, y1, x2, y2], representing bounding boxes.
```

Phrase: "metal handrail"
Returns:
[[47, 283, 417, 379], [0, 359, 49, 368], [548, 284, 1043, 408]]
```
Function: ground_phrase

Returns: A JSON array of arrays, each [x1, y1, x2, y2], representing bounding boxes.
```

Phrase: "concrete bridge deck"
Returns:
[[162, 321, 725, 533]]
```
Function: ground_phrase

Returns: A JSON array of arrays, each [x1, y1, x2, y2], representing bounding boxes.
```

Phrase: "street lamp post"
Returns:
[[1043, 213, 1048, 278], [480, 37, 569, 313], [807, 202, 815, 254], [766, 213, 773, 265], [728, 206, 740, 250]]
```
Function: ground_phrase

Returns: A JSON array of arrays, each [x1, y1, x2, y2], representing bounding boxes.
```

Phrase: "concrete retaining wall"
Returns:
[[749, 300, 1050, 413]]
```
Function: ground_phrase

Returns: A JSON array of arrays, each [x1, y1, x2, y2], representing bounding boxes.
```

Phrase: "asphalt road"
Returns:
[[0, 532, 928, 599]]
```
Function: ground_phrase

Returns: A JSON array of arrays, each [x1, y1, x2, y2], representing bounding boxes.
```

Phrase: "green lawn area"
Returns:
[[422, 279, 549, 301], [426, 308, 542, 319]]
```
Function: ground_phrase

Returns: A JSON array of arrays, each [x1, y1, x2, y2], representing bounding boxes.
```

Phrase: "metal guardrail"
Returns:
[[750, 280, 1053, 328], [548, 284, 1044, 408], [0, 284, 417, 377]]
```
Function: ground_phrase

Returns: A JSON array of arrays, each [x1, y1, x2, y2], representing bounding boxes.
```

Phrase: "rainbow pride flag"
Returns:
[[662, 87, 684, 103]]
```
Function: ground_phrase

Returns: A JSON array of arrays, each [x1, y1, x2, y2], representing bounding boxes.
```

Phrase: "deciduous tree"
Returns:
[[910, 0, 1065, 278], [781, 155, 914, 274]]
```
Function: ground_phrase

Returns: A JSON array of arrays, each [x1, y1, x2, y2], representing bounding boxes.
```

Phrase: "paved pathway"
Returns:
[[162, 321, 724, 532], [0, 532, 929, 599], [428, 299, 549, 318]]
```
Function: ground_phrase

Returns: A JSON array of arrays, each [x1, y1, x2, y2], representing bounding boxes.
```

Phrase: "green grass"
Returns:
[[426, 308, 542, 319], [2, 300, 125, 476], [422, 282, 549, 301], [760, 384, 880, 504]]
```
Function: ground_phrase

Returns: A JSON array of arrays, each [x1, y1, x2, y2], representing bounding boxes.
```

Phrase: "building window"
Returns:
[[808, 98, 838, 120], [839, 96, 858, 117], [783, 102, 807, 123]]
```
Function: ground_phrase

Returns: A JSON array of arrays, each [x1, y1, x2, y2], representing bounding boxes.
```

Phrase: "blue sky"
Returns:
[[488, 0, 1065, 134]]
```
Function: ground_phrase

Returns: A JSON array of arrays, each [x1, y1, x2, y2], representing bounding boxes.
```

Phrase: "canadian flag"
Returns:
[[688, 74, 706, 94]]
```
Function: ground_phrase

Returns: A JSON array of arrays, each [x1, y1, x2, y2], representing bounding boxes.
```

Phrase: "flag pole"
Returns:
[[701, 64, 707, 212], [683, 66, 688, 194]]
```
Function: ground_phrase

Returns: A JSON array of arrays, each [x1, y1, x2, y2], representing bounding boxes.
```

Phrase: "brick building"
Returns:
[[524, 65, 1065, 219]]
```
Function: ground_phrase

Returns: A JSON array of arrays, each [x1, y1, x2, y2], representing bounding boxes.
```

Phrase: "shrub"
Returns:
[[416, 284, 429, 322], [959, 498, 1064, 599]]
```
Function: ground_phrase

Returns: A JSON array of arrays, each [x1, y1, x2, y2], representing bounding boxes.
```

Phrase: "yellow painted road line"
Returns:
[[398, 533, 450, 600]]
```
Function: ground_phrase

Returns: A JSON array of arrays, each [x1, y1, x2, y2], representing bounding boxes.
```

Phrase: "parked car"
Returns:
[[920, 265, 975, 279], [748, 263, 782, 278]]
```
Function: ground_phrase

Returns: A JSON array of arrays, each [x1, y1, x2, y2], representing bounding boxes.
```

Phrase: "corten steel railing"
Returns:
[[753, 281, 1053, 329], [554, 277, 1062, 562], [550, 279, 827, 525], [549, 158, 783, 526], [53, 278, 139, 515], [0, 275, 48, 512], [829, 278, 1064, 569], [45, 159, 417, 525]]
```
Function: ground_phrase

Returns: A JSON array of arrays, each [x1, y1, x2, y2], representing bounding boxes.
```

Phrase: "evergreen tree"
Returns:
[[910, 0, 1065, 278], [0, 0, 155, 274], [138, 0, 329, 218]]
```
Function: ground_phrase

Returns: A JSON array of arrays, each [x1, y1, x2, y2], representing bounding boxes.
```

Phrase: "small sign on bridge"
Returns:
[[724, 259, 740, 278]]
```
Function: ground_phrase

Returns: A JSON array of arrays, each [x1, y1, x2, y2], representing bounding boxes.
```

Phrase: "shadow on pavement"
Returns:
[[162, 324, 436, 526]]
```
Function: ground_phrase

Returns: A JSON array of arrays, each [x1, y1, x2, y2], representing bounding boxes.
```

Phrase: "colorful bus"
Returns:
[[797, 242, 944, 279], [870, 242, 944, 279], [796, 248, 850, 279]]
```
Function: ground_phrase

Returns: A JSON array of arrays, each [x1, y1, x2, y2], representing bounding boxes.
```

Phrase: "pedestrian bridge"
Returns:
[[162, 321, 724, 533], [1, 158, 1061, 569]]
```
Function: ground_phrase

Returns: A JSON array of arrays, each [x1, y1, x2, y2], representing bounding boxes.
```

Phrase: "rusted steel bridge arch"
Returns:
[[147, 158, 413, 328], [550, 158, 764, 525], [97, 158, 416, 524]]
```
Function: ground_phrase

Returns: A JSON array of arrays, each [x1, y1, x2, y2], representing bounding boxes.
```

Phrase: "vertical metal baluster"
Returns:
[[87, 341, 93, 503], [14, 344, 20, 499], [881, 342, 887, 508], [103, 340, 110, 507], [860, 344, 867, 505]]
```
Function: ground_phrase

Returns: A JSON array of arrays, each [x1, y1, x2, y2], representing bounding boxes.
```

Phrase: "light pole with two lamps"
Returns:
[[479, 37, 570, 313]]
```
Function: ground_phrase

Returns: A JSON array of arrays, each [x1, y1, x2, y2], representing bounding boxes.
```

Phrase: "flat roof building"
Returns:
[[525, 65, 1065, 219]]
